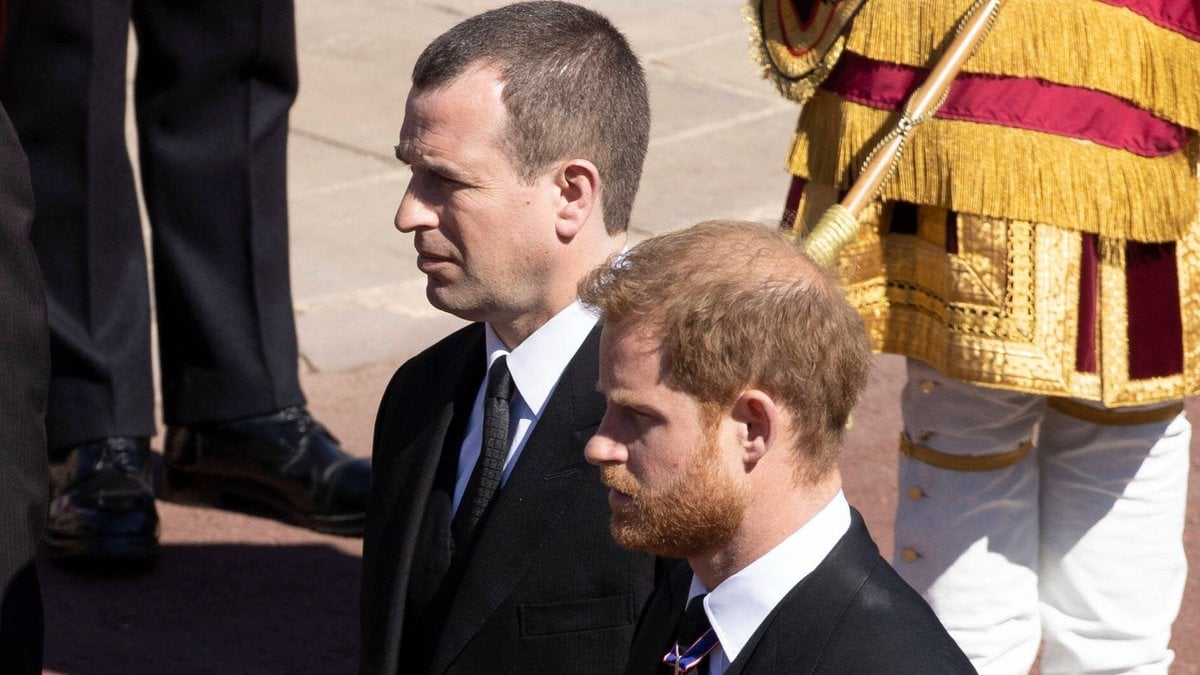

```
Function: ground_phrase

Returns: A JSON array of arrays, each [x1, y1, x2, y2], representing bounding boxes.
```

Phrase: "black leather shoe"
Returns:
[[164, 407, 369, 537], [45, 437, 160, 568]]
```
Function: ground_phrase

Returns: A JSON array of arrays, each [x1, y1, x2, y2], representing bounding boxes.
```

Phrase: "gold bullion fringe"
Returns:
[[843, 0, 1200, 131], [788, 93, 1199, 242]]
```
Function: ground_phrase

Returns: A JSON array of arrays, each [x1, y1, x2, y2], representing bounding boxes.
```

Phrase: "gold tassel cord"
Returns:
[[802, 204, 860, 266]]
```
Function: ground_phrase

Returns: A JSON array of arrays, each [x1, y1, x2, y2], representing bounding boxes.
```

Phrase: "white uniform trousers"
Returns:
[[894, 359, 1190, 675]]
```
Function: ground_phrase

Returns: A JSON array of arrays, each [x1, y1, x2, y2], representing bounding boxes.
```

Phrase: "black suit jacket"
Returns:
[[626, 508, 975, 674], [0, 101, 49, 673], [361, 323, 662, 674]]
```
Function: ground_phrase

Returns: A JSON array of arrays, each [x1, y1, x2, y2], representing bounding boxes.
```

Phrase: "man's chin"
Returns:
[[608, 510, 646, 550], [609, 515, 723, 559], [425, 285, 478, 320], [609, 521, 664, 556]]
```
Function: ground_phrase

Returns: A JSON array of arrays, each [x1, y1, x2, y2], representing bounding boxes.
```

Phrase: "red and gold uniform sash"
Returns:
[[751, 0, 1200, 406]]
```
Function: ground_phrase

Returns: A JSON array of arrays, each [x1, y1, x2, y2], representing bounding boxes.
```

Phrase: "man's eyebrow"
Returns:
[[599, 388, 652, 413], [427, 161, 474, 184], [394, 147, 473, 183]]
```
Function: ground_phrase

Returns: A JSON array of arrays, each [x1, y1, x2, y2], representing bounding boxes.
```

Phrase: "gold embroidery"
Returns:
[[1180, 192, 1200, 400], [1098, 237, 1132, 406], [794, 179, 1199, 404]]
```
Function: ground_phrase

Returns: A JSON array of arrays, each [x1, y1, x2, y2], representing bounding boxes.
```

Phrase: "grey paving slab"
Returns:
[[631, 92, 796, 238], [297, 305, 467, 374], [286, 153, 408, 299], [287, 131, 401, 199], [292, 2, 453, 157]]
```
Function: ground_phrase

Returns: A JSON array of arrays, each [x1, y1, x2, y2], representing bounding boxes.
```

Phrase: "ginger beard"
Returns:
[[600, 419, 748, 558]]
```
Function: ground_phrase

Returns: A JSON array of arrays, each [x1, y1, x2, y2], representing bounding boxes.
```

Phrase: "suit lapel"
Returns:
[[624, 564, 691, 675], [366, 326, 485, 674], [725, 508, 879, 674], [404, 359, 480, 619], [429, 326, 605, 673]]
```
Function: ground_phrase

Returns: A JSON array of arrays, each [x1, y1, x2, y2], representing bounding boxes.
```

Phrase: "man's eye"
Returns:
[[409, 168, 463, 194], [627, 407, 656, 427], [423, 170, 464, 189]]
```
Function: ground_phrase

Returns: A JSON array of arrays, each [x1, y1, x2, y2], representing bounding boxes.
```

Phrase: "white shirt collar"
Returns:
[[688, 490, 852, 667], [483, 301, 598, 416]]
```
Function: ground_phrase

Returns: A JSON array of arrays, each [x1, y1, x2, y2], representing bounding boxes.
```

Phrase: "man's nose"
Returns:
[[395, 185, 437, 233], [585, 414, 627, 465]]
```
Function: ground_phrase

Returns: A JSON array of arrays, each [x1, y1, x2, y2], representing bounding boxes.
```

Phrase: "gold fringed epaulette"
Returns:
[[844, 0, 1200, 131], [789, 92, 1200, 243], [744, 0, 868, 104]]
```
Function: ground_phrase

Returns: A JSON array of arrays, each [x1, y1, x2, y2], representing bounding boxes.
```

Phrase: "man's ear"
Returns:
[[554, 158, 600, 240], [730, 390, 780, 466]]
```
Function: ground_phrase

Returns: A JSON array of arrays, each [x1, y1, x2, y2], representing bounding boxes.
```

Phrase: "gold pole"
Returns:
[[802, 0, 1006, 266]]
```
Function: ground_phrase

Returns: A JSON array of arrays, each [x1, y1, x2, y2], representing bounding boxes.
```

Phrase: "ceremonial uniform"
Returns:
[[750, 0, 1199, 671]]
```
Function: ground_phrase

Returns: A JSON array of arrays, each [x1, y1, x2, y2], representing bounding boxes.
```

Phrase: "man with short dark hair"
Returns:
[[359, 3, 661, 673], [582, 220, 974, 674]]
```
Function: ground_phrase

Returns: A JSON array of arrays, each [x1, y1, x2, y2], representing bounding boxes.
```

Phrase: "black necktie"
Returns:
[[452, 356, 515, 546], [664, 593, 718, 674]]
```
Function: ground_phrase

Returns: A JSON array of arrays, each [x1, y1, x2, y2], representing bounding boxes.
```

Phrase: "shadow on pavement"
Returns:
[[40, 543, 359, 675]]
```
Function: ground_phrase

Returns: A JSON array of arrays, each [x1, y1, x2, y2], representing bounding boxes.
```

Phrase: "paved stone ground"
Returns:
[[37, 1, 1199, 672]]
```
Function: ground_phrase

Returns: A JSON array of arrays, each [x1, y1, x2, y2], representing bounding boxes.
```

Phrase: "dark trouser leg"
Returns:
[[132, 0, 303, 426], [0, 0, 156, 452], [0, 101, 50, 673]]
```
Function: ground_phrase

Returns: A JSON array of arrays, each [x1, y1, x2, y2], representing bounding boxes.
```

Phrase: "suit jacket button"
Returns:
[[900, 547, 921, 563]]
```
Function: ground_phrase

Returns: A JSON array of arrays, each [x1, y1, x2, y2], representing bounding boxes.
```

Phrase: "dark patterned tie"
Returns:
[[663, 593, 718, 674], [452, 355, 515, 546]]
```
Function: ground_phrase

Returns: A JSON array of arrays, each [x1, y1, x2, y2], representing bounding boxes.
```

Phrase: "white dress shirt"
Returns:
[[687, 491, 852, 675], [451, 301, 599, 513]]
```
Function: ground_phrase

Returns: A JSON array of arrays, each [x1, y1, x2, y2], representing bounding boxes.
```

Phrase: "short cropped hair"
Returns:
[[412, 1, 650, 234], [580, 220, 872, 483]]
